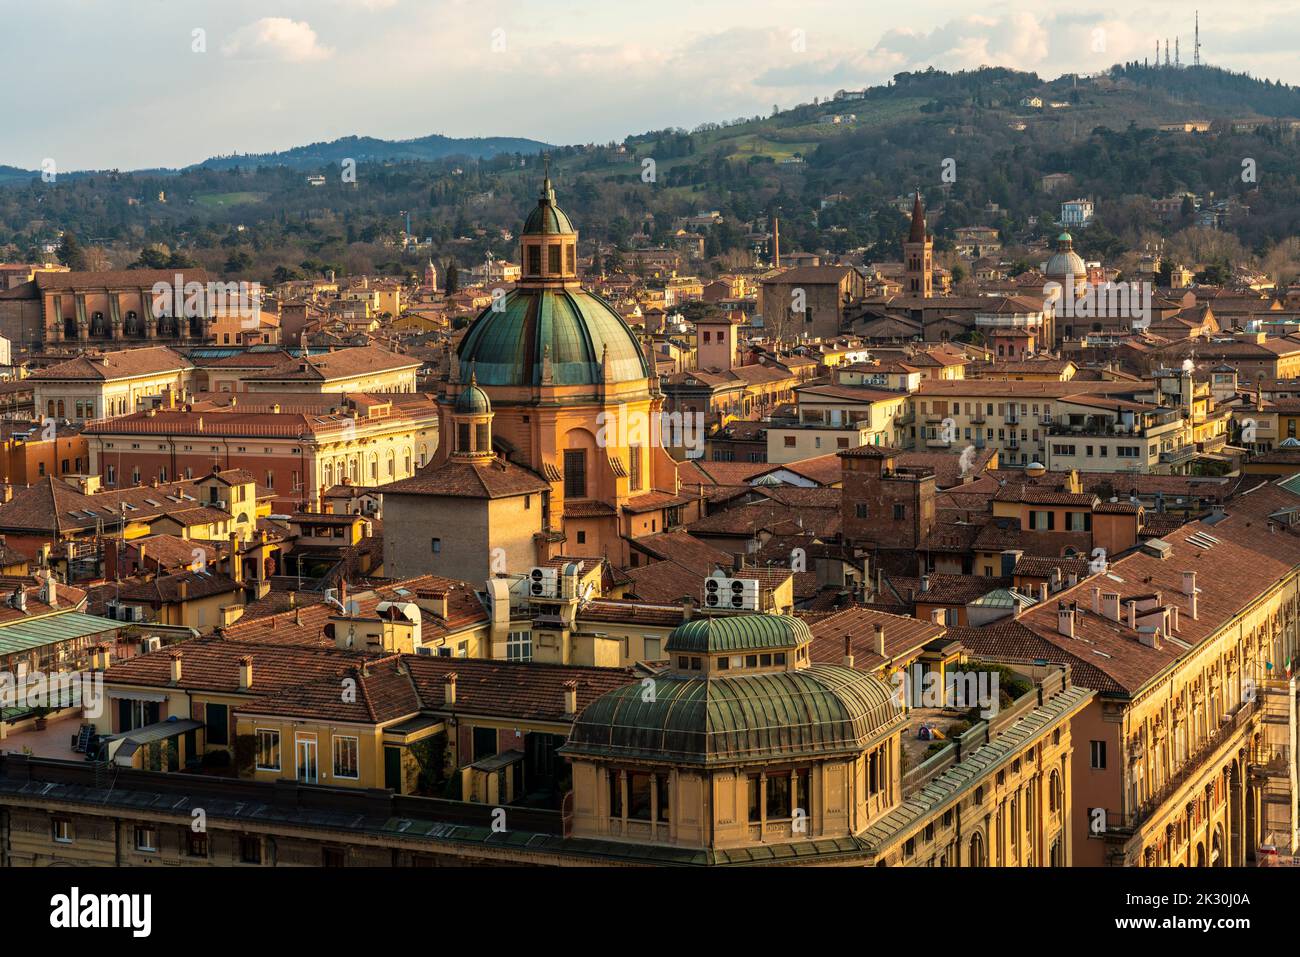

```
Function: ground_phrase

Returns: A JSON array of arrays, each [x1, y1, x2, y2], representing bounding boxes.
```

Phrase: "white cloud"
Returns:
[[873, 13, 1051, 72], [221, 18, 333, 63]]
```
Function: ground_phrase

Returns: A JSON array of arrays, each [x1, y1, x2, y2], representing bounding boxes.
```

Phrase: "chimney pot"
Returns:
[[843, 634, 854, 669], [444, 672, 458, 707], [1057, 601, 1075, 639], [238, 655, 253, 690], [563, 679, 578, 716], [169, 651, 182, 684], [873, 623, 885, 657]]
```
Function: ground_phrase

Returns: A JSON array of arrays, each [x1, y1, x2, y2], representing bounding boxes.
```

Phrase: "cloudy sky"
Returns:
[[5, 0, 1298, 171]]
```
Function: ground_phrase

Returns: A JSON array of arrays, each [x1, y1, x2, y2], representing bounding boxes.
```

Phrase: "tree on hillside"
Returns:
[[57, 230, 88, 271]]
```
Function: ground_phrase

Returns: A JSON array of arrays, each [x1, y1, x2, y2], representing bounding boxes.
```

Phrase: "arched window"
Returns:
[[57, 400, 65, 418], [970, 831, 985, 867], [46, 400, 55, 417], [1049, 770, 1061, 813]]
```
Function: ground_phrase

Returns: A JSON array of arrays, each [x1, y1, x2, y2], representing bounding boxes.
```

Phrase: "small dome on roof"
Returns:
[[1045, 231, 1087, 279], [453, 373, 491, 415], [562, 663, 901, 765], [522, 172, 575, 236], [666, 614, 811, 655]]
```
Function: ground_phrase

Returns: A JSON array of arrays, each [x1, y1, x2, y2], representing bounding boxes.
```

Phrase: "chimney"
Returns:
[[43, 575, 56, 607], [681, 596, 695, 622], [138, 544, 148, 572], [427, 591, 449, 620], [732, 553, 745, 573], [229, 532, 242, 584], [563, 679, 578, 717], [920, 574, 931, 593], [1067, 572, 1079, 587], [238, 655, 253, 690], [179, 579, 189, 602], [930, 609, 944, 624], [1038, 583, 1048, 602], [1183, 570, 1199, 619], [443, 672, 457, 708], [169, 651, 182, 684], [1101, 592, 1120, 621], [873, 623, 885, 657], [1126, 600, 1137, 630], [1170, 604, 1180, 632], [843, 634, 855, 669], [288, 591, 296, 608], [14, 587, 25, 612], [1092, 586, 1101, 614], [1057, 602, 1074, 638], [1049, 567, 1062, 592]]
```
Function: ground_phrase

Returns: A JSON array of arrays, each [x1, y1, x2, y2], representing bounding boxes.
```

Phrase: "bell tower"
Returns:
[[903, 189, 933, 299]]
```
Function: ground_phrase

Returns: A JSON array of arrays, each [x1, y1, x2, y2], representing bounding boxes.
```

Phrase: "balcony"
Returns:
[[1159, 445, 1197, 465]]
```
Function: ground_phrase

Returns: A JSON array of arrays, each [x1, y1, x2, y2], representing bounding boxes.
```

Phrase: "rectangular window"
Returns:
[[506, 630, 532, 662], [548, 245, 561, 274], [431, 537, 441, 554], [643, 637, 661, 659], [255, 729, 280, 771], [187, 830, 208, 858], [323, 847, 347, 867], [205, 703, 229, 745], [564, 449, 586, 498], [628, 772, 653, 821], [239, 835, 262, 864], [52, 817, 72, 843], [528, 246, 541, 275], [855, 503, 868, 519], [766, 774, 792, 818], [333, 736, 359, 779], [609, 772, 623, 817], [1090, 740, 1107, 769], [747, 774, 762, 823], [628, 444, 643, 491], [134, 825, 158, 852], [893, 504, 905, 520]]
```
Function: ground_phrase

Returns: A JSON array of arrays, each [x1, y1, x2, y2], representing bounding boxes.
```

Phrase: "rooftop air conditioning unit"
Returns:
[[528, 566, 558, 599], [704, 575, 760, 611], [143, 637, 162, 653]]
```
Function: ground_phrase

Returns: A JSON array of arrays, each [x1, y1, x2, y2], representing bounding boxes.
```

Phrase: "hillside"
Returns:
[[3, 64, 1298, 285]]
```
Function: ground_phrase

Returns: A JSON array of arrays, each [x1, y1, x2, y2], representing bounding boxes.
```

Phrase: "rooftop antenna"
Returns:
[[1175, 37, 1180, 68], [1165, 39, 1170, 67], [1194, 11, 1201, 66]]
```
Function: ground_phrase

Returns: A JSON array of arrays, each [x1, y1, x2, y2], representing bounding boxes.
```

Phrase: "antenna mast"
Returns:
[[1194, 11, 1201, 66]]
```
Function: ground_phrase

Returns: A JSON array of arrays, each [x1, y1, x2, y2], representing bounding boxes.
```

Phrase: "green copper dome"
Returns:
[[454, 376, 491, 414], [457, 287, 650, 387], [666, 614, 812, 655], [523, 174, 575, 235], [560, 664, 902, 766]]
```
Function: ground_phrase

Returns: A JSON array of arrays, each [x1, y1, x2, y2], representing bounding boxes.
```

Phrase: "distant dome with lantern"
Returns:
[[1045, 232, 1087, 280], [456, 170, 650, 389]]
